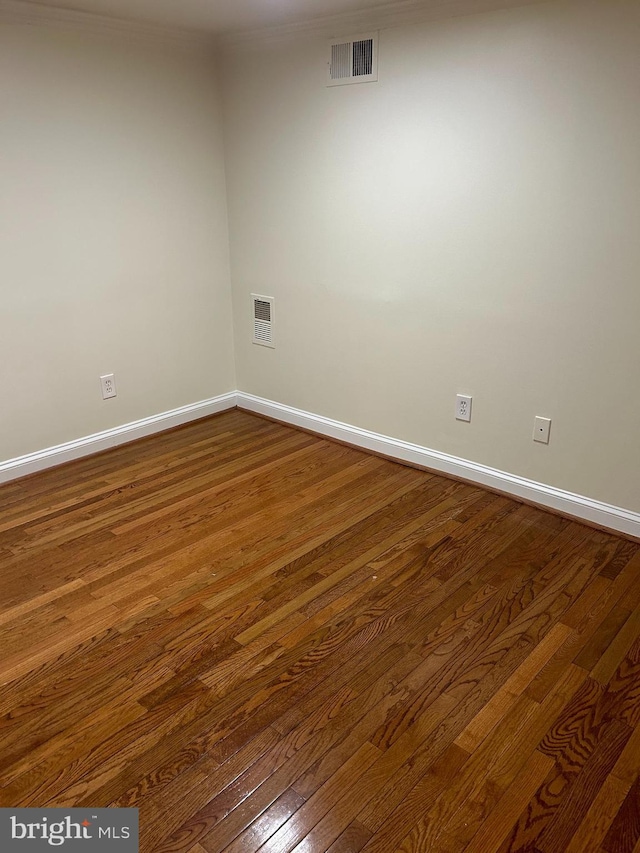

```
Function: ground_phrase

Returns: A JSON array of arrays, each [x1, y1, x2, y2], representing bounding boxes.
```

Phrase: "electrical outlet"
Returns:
[[533, 416, 551, 444], [456, 394, 472, 422], [100, 374, 117, 400]]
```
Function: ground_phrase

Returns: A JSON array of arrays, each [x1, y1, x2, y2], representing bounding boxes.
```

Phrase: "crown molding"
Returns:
[[0, 0, 216, 48], [216, 0, 546, 52], [0, 0, 546, 52]]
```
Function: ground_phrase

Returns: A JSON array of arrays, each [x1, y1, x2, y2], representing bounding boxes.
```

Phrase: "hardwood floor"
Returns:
[[0, 409, 639, 853]]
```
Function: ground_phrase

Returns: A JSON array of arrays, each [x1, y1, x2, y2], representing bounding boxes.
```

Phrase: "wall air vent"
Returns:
[[328, 33, 378, 86], [252, 294, 275, 348]]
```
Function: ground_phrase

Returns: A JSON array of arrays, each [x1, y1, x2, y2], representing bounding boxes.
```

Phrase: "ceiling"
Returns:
[[17, 0, 536, 36], [22, 0, 425, 35]]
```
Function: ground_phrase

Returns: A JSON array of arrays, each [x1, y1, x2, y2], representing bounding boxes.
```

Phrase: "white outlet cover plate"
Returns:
[[100, 374, 117, 400], [533, 416, 551, 444], [456, 394, 472, 422]]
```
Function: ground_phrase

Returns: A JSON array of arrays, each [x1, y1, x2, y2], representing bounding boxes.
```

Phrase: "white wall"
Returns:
[[0, 21, 235, 463], [221, 0, 640, 514]]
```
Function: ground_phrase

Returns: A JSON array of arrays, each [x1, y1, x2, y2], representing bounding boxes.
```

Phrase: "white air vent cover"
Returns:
[[252, 294, 275, 348], [328, 33, 378, 86]]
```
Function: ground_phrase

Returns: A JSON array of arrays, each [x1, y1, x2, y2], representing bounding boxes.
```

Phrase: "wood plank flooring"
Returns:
[[0, 409, 639, 852]]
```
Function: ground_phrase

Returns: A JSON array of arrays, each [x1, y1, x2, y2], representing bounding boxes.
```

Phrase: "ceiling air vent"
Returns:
[[328, 33, 378, 86], [252, 294, 275, 348]]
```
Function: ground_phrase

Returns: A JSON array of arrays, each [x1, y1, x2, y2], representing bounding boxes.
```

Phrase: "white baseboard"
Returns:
[[0, 392, 237, 484], [237, 392, 640, 540], [3, 389, 638, 540]]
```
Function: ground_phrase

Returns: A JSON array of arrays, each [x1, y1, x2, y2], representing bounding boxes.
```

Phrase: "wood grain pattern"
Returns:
[[0, 409, 639, 853]]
